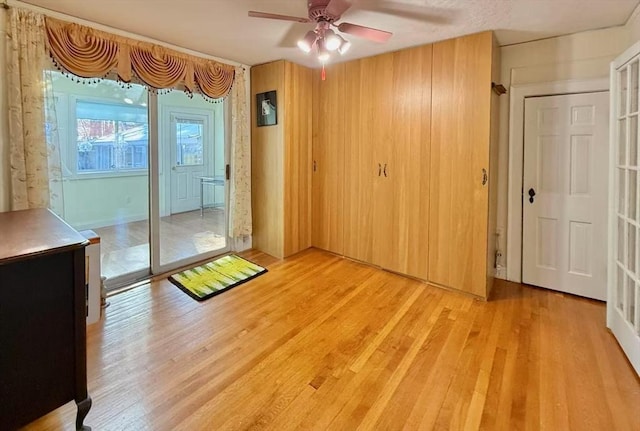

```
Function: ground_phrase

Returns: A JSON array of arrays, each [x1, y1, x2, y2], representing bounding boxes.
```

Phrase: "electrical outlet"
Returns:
[[494, 249, 503, 268]]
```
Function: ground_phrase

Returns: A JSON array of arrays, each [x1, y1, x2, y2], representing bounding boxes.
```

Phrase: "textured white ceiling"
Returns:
[[20, 0, 640, 68]]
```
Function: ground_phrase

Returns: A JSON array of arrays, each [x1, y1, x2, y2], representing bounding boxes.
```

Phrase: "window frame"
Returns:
[[171, 113, 207, 168], [64, 94, 150, 180]]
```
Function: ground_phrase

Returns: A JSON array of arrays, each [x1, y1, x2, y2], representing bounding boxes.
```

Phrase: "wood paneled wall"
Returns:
[[283, 62, 313, 257], [251, 60, 312, 259], [312, 64, 346, 254], [342, 60, 367, 261], [251, 61, 285, 258], [253, 32, 499, 299]]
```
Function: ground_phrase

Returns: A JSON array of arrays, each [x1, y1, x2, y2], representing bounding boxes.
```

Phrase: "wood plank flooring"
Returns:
[[22, 248, 640, 431], [94, 209, 226, 280]]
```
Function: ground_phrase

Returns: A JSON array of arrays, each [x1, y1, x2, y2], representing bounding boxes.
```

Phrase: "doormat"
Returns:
[[169, 254, 267, 301]]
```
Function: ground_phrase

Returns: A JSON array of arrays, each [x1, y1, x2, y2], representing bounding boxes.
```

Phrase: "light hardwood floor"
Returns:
[[23, 248, 640, 430], [94, 209, 226, 279]]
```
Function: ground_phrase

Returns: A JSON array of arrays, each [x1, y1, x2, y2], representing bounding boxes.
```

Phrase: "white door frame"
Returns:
[[506, 78, 610, 283], [608, 40, 640, 376]]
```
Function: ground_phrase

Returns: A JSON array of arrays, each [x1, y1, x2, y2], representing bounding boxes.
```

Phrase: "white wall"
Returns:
[[628, 5, 640, 44], [0, 6, 9, 212], [62, 174, 149, 229], [496, 6, 640, 279]]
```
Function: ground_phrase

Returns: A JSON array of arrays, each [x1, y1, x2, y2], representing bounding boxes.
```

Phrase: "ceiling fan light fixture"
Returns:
[[297, 30, 317, 53], [338, 35, 351, 55], [324, 29, 341, 51], [317, 48, 330, 62], [249, 2, 394, 64], [317, 40, 330, 62]]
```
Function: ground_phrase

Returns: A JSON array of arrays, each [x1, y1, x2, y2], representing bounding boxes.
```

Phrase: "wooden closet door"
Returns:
[[343, 59, 374, 262], [429, 32, 493, 296], [312, 64, 345, 254], [341, 53, 393, 267], [378, 45, 432, 279]]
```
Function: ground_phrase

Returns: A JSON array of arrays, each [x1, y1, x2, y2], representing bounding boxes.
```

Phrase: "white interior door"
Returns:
[[169, 114, 207, 214], [522, 92, 609, 300], [609, 42, 640, 376]]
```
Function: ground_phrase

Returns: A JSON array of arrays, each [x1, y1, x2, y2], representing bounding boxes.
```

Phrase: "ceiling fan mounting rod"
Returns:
[[316, 20, 330, 35]]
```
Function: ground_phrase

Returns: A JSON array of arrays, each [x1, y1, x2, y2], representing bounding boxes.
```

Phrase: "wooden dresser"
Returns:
[[0, 208, 92, 430]]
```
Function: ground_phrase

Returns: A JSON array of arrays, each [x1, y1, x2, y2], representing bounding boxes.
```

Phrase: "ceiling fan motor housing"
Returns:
[[308, 0, 341, 22]]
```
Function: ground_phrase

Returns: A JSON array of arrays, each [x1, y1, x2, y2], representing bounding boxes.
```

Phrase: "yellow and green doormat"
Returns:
[[169, 254, 267, 301]]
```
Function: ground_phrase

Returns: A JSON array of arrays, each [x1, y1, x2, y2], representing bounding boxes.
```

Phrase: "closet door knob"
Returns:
[[383, 163, 387, 177], [482, 168, 488, 186], [378, 163, 382, 176]]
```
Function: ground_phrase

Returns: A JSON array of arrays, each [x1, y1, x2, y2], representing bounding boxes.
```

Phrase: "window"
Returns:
[[75, 100, 148, 174], [175, 118, 204, 166]]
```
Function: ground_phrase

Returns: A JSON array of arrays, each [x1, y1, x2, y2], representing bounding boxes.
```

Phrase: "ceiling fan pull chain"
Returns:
[[322, 64, 326, 81]]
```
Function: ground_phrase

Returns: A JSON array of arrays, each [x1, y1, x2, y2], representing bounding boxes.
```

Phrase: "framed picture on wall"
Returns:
[[256, 90, 277, 127]]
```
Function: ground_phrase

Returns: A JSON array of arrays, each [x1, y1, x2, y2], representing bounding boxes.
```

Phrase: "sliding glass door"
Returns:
[[151, 90, 229, 273], [51, 73, 229, 289], [51, 73, 151, 287]]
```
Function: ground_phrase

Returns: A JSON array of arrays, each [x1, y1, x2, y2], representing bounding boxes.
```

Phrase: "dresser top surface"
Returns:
[[0, 208, 88, 263]]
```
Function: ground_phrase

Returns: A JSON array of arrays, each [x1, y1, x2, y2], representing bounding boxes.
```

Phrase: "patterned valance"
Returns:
[[44, 17, 235, 99]]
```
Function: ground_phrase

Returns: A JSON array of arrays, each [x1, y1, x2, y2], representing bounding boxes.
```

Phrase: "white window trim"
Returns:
[[63, 93, 149, 180], [170, 112, 208, 168]]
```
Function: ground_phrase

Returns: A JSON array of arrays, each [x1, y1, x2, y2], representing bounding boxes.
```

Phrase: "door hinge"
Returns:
[[225, 164, 230, 180]]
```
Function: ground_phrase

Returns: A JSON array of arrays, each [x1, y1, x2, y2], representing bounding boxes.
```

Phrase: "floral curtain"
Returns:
[[6, 8, 61, 211], [43, 69, 65, 217], [229, 67, 252, 238]]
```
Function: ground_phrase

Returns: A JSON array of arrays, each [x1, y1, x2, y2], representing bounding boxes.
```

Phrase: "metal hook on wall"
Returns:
[[492, 82, 507, 96]]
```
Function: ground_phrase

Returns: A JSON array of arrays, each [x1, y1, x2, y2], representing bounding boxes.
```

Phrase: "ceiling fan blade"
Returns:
[[337, 22, 392, 43], [248, 11, 311, 24], [325, 0, 352, 18]]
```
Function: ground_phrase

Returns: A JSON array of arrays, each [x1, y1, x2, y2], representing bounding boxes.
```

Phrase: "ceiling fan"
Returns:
[[248, 0, 392, 63]]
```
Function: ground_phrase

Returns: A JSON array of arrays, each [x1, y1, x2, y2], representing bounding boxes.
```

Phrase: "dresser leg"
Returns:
[[75, 395, 92, 430]]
